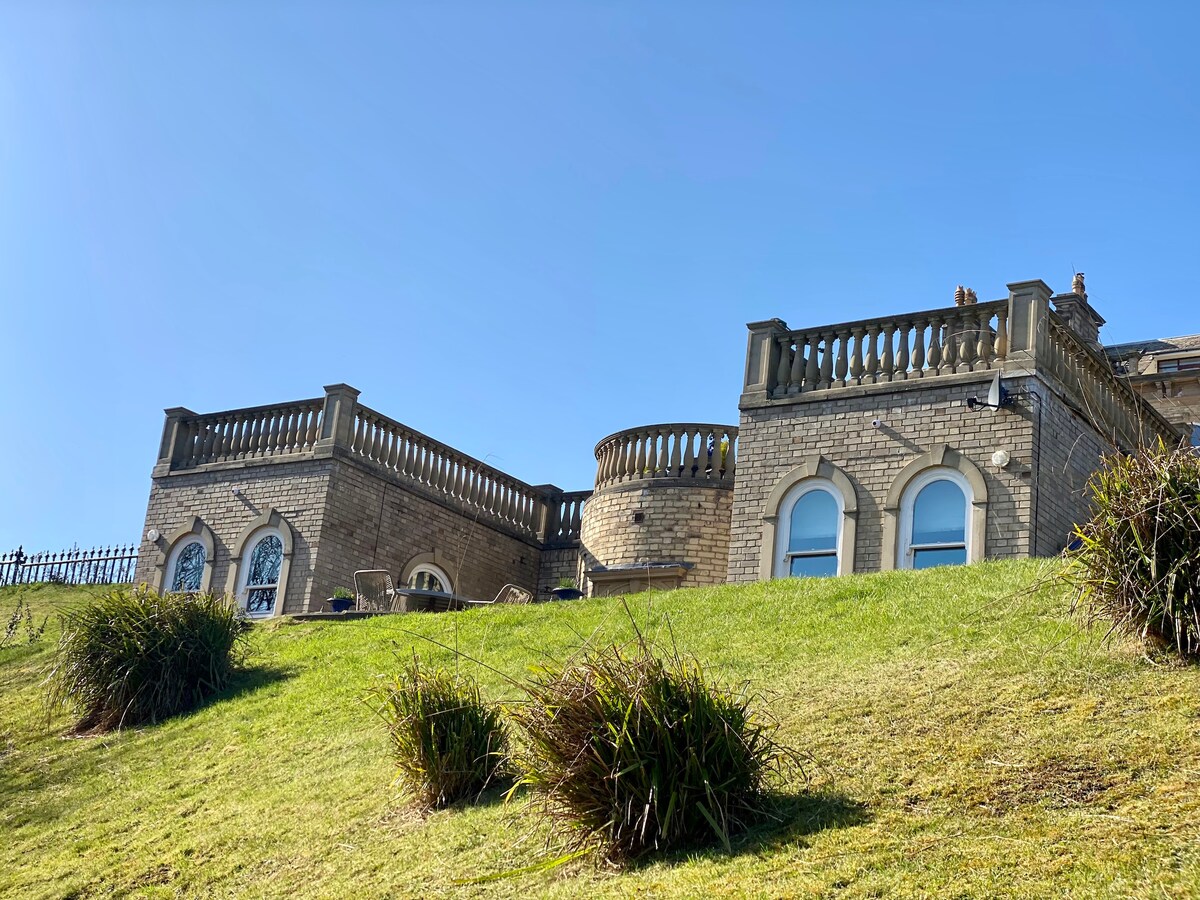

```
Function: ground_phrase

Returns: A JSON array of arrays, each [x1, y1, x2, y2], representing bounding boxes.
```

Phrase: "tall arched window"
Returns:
[[775, 480, 842, 578], [167, 540, 206, 592], [899, 468, 971, 569], [239, 531, 284, 616], [156, 517, 215, 595]]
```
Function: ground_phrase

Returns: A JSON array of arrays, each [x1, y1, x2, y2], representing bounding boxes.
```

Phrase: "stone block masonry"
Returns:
[[729, 373, 1037, 581]]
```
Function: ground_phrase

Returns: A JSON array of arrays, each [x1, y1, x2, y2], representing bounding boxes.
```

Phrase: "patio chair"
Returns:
[[460, 583, 534, 607], [353, 569, 402, 613]]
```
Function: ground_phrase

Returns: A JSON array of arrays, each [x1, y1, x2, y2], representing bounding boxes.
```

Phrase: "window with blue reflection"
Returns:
[[908, 478, 967, 568], [784, 487, 839, 577]]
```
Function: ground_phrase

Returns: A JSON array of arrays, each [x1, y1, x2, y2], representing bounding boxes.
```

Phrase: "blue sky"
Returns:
[[1, 2, 1197, 551]]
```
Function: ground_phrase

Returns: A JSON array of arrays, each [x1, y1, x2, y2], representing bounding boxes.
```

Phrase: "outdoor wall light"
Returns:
[[146, 528, 160, 542], [991, 450, 1011, 469]]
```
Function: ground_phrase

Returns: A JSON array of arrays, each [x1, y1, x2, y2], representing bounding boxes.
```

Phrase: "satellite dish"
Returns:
[[986, 371, 1012, 408]]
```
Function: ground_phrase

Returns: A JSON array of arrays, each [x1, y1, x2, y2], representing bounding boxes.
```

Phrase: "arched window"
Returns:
[[777, 481, 842, 577], [167, 540, 207, 592], [408, 563, 452, 593], [899, 469, 971, 569], [239, 531, 284, 616], [155, 517, 215, 595], [760, 457, 859, 580]]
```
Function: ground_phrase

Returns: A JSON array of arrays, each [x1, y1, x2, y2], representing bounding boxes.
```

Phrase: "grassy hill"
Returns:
[[4, 561, 1200, 898]]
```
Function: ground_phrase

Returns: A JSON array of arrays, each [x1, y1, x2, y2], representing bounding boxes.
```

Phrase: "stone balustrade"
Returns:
[[770, 299, 1010, 397], [542, 490, 591, 546], [742, 281, 1181, 451], [1040, 312, 1177, 449], [157, 385, 591, 547], [170, 398, 326, 467], [349, 405, 547, 539], [594, 423, 738, 492]]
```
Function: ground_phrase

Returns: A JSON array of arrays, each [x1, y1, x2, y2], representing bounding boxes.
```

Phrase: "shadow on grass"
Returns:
[[638, 790, 870, 870], [208, 663, 295, 705]]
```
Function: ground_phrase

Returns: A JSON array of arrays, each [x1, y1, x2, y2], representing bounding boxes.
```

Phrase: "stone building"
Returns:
[[134, 275, 1193, 615]]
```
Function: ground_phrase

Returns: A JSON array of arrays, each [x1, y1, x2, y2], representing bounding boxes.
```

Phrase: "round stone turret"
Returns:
[[579, 423, 737, 596]]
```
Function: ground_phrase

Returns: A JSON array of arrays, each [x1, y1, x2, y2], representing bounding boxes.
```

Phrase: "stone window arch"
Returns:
[[227, 509, 295, 618], [882, 446, 988, 571], [400, 552, 454, 594], [156, 517, 215, 594], [759, 456, 858, 579]]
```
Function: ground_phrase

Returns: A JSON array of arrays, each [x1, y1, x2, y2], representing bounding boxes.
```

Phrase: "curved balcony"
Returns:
[[593, 423, 738, 492]]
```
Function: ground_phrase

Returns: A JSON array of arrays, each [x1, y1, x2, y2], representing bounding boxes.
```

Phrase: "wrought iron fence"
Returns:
[[0, 545, 139, 587]]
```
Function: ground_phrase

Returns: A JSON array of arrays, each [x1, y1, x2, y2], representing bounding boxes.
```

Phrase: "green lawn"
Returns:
[[4, 561, 1200, 898]]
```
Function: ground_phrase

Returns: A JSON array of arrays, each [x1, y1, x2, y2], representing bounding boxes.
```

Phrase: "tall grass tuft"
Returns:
[[370, 655, 508, 809], [510, 638, 797, 862], [1064, 441, 1200, 658], [47, 586, 250, 731]]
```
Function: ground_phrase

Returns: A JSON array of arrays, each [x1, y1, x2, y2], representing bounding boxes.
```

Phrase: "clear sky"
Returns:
[[1, 2, 1197, 552]]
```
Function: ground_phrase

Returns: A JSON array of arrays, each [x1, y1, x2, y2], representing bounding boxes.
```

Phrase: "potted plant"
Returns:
[[330, 586, 355, 613], [550, 577, 584, 601]]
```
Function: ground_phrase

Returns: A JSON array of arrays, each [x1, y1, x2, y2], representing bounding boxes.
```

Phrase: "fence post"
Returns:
[[152, 407, 196, 476], [315, 384, 361, 454], [1004, 280, 1052, 371], [742, 319, 790, 404]]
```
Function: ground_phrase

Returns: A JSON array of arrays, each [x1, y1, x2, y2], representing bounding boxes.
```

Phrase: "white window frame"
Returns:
[[774, 478, 843, 579], [165, 538, 207, 593], [407, 562, 453, 594], [897, 467, 973, 570], [236, 528, 286, 618]]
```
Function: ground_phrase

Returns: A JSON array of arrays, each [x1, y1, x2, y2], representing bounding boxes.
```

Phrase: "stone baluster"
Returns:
[[895, 321, 910, 380], [683, 429, 697, 476], [818, 332, 834, 389], [774, 337, 793, 398], [976, 311, 992, 369], [881, 323, 895, 382], [921, 319, 940, 374], [849, 327, 865, 384], [633, 431, 647, 479], [655, 429, 669, 476], [910, 319, 925, 377], [942, 319, 958, 373], [803, 334, 820, 391], [958, 312, 975, 372], [787, 337, 804, 394], [669, 428, 683, 476], [835, 331, 849, 387], [994, 308, 1008, 362], [863, 324, 879, 384]]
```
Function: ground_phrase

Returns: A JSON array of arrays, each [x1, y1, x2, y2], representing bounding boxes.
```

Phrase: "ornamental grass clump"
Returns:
[[48, 586, 250, 732], [510, 639, 796, 862], [1064, 442, 1200, 658], [370, 656, 508, 809]]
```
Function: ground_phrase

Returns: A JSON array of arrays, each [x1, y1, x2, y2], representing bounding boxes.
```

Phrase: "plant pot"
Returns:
[[330, 597, 354, 613], [550, 587, 584, 601]]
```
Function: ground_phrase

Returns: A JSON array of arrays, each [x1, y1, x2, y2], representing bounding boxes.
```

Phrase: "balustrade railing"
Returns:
[[348, 405, 547, 539], [771, 300, 1009, 397], [174, 398, 325, 467], [543, 490, 591, 545], [594, 423, 737, 491], [1041, 313, 1177, 448]]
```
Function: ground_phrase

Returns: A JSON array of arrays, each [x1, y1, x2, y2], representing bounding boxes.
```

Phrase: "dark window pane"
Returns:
[[248, 535, 282, 586], [788, 489, 838, 553], [788, 554, 838, 578], [913, 547, 967, 569], [912, 479, 966, 545], [410, 570, 446, 592], [171, 541, 206, 592], [246, 587, 276, 614]]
